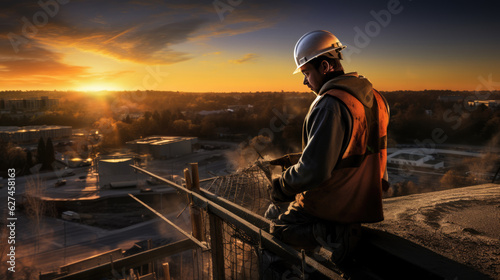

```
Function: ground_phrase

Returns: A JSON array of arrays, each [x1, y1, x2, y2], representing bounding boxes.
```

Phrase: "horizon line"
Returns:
[[1, 89, 499, 94]]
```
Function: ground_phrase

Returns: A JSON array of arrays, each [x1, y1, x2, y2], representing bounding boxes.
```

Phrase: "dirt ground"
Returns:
[[366, 184, 500, 279]]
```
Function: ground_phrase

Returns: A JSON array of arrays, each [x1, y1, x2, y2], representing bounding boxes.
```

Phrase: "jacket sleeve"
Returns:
[[280, 99, 349, 195]]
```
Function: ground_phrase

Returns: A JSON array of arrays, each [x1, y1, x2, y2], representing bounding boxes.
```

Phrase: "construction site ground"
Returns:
[[2, 142, 499, 279]]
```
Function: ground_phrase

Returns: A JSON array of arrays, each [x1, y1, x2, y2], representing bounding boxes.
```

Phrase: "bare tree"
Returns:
[[24, 176, 46, 256]]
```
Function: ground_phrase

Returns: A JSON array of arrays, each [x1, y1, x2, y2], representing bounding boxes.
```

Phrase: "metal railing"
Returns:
[[53, 163, 344, 280], [130, 164, 343, 279]]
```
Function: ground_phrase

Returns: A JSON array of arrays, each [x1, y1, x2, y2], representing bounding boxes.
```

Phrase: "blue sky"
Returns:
[[1, 0, 499, 91]]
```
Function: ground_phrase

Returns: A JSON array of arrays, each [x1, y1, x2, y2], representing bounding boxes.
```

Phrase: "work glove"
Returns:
[[270, 178, 295, 203]]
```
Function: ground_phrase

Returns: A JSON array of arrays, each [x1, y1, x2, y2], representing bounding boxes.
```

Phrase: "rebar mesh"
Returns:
[[200, 162, 274, 279], [202, 162, 273, 216], [223, 222, 260, 280]]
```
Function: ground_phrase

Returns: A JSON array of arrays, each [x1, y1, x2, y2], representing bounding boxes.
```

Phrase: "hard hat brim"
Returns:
[[293, 67, 302, 75], [292, 45, 346, 75]]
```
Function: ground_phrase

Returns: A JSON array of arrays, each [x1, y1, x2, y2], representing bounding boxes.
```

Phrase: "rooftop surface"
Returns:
[[0, 125, 72, 132], [127, 136, 196, 145], [99, 158, 132, 163], [367, 184, 500, 279], [390, 153, 426, 161]]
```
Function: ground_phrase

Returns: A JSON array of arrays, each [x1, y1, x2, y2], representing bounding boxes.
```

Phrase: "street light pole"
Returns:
[[63, 221, 67, 265]]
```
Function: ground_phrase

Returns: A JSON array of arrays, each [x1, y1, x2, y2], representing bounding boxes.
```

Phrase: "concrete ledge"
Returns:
[[355, 227, 493, 280]]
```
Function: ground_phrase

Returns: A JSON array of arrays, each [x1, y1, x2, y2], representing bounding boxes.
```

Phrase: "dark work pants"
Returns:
[[265, 201, 359, 263]]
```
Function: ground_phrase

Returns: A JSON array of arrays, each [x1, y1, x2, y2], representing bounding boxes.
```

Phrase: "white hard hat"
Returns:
[[293, 30, 346, 74]]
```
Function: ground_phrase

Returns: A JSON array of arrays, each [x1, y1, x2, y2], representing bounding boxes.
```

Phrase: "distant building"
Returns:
[[227, 104, 254, 112], [467, 100, 500, 108], [198, 109, 228, 116], [126, 136, 198, 159], [387, 150, 444, 169], [197, 104, 254, 115], [0, 125, 72, 144], [0, 96, 59, 111]]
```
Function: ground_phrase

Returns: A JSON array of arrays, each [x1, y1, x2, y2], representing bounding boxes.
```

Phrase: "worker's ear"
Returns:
[[320, 60, 333, 74]]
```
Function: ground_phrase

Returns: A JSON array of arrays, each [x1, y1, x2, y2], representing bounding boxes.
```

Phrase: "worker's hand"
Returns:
[[269, 153, 302, 169], [270, 178, 295, 203]]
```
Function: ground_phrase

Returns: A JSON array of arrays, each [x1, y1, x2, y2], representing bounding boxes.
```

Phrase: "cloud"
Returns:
[[89, 15, 107, 25], [203, 51, 221, 56], [229, 53, 258, 64], [0, 39, 132, 89], [21, 17, 209, 65], [0, 0, 211, 65], [1, 0, 286, 65], [0, 41, 88, 81], [0, 0, 289, 89]]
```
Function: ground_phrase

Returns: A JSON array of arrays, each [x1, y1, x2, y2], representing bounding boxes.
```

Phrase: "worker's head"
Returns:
[[299, 55, 344, 93], [293, 30, 346, 93]]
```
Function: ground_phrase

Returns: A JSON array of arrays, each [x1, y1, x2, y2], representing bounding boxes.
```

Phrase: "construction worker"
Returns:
[[267, 30, 390, 263]]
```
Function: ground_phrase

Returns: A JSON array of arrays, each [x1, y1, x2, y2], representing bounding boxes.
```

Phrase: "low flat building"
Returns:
[[126, 136, 198, 159], [388, 150, 444, 169], [0, 125, 72, 144]]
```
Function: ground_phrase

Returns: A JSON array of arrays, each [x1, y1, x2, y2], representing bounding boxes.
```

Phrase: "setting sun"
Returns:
[[76, 83, 122, 93]]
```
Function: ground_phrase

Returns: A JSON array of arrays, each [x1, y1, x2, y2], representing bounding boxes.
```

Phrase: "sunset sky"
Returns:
[[1, 0, 499, 92]]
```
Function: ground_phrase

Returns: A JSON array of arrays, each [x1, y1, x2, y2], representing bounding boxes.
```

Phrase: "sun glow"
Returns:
[[76, 83, 122, 94]]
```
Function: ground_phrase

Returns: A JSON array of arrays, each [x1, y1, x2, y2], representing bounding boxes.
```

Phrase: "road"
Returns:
[[13, 209, 190, 275], [0, 165, 94, 201], [0, 141, 238, 277]]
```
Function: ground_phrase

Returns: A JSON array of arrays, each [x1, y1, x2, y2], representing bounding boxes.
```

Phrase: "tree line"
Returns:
[[385, 90, 500, 146], [1, 90, 499, 156]]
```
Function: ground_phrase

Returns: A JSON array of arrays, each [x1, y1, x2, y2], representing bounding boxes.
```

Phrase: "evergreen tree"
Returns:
[[45, 137, 55, 170], [124, 114, 132, 124], [144, 111, 152, 121], [152, 110, 160, 123], [36, 137, 45, 167], [0, 139, 8, 177], [160, 109, 172, 130], [26, 149, 33, 168]]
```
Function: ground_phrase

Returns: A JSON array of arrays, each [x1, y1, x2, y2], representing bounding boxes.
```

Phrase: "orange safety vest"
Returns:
[[296, 88, 389, 223]]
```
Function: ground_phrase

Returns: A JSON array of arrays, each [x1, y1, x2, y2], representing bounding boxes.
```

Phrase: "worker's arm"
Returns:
[[278, 98, 351, 197], [269, 153, 302, 170]]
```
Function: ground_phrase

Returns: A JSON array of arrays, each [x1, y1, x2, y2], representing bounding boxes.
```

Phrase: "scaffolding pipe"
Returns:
[[128, 194, 208, 251], [131, 165, 343, 280]]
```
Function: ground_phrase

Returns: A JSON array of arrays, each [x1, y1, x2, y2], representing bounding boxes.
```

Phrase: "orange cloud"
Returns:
[[0, 0, 287, 90], [2, 0, 283, 66], [0, 39, 133, 89], [229, 53, 258, 64]]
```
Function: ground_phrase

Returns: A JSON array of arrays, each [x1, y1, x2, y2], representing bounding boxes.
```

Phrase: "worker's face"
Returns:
[[300, 62, 326, 93]]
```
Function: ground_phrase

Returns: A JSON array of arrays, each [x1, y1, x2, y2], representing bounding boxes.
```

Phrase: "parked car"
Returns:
[[55, 179, 66, 187], [62, 170, 75, 177], [62, 211, 80, 221]]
